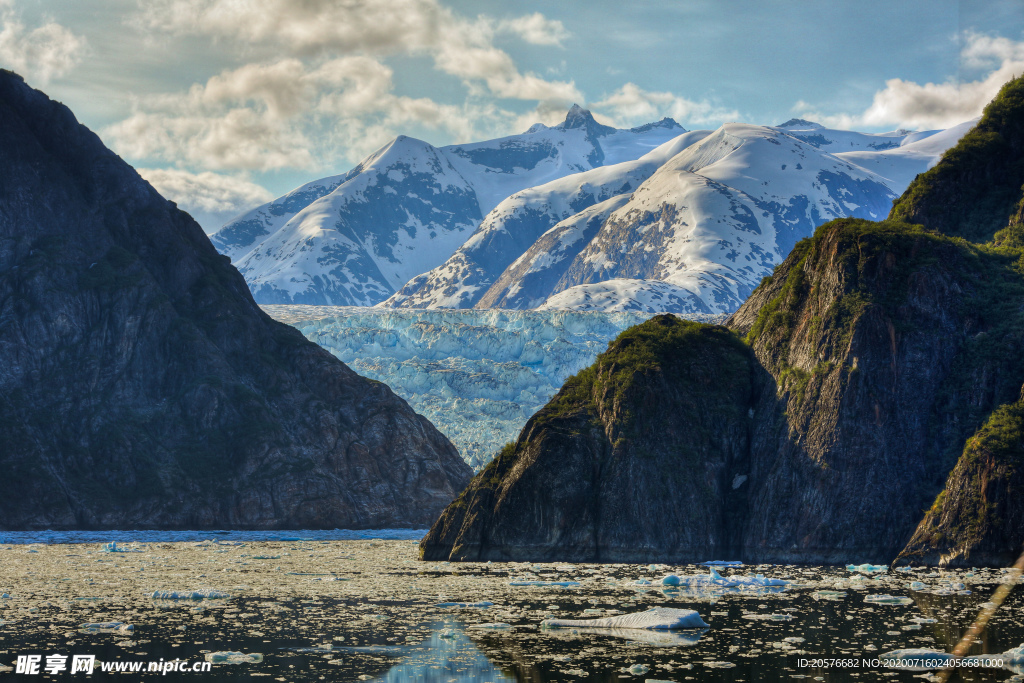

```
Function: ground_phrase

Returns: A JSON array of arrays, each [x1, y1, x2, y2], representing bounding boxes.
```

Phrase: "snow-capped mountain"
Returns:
[[385, 130, 712, 309], [211, 106, 685, 306], [387, 120, 970, 314]]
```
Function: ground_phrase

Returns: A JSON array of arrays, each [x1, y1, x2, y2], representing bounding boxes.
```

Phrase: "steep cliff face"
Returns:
[[422, 76, 1024, 565], [0, 71, 471, 530], [896, 398, 1024, 567], [421, 316, 756, 561], [730, 219, 1024, 562]]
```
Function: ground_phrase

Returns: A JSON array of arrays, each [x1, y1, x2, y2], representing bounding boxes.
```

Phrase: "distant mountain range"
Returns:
[[213, 107, 972, 313], [212, 106, 684, 307]]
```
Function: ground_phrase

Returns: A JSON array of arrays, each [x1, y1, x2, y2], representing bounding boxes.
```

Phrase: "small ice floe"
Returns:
[[624, 663, 649, 675], [434, 601, 493, 608], [150, 589, 229, 600], [864, 594, 913, 605], [701, 560, 743, 566], [812, 590, 847, 600], [79, 622, 133, 634], [204, 652, 263, 665], [846, 563, 887, 573], [468, 623, 512, 630], [661, 575, 681, 586], [742, 613, 794, 621], [541, 607, 709, 630], [101, 542, 142, 553], [909, 581, 927, 590], [671, 567, 790, 588], [508, 580, 579, 587]]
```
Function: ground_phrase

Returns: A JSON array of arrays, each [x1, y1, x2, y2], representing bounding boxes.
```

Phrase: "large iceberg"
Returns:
[[265, 306, 721, 467]]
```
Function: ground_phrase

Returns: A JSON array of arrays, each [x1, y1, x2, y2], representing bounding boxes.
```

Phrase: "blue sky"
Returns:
[[1, 0, 1022, 230]]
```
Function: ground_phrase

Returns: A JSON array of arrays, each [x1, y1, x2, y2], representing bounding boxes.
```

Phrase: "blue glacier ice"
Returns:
[[265, 305, 723, 468]]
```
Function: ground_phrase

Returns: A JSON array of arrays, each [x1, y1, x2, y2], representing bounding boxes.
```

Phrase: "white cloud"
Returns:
[[497, 13, 569, 47], [105, 56, 513, 172], [138, 167, 273, 232], [795, 32, 1024, 131], [593, 83, 741, 128], [0, 7, 85, 82], [134, 0, 577, 105]]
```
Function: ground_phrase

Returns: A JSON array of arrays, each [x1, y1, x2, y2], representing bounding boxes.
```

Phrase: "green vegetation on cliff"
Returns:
[[890, 76, 1024, 242], [897, 399, 1024, 566]]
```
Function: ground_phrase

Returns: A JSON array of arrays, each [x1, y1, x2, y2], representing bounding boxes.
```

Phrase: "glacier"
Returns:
[[263, 305, 722, 468]]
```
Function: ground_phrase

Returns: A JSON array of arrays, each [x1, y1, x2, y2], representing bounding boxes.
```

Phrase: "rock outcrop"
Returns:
[[421, 75, 1024, 565], [0, 71, 471, 530]]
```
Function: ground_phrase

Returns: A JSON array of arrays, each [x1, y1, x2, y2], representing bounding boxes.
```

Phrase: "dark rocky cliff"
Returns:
[[422, 75, 1024, 565], [421, 317, 756, 562], [895, 397, 1024, 567], [0, 71, 471, 530]]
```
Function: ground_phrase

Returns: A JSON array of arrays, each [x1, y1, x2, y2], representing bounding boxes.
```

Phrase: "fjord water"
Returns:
[[2, 534, 1022, 682]]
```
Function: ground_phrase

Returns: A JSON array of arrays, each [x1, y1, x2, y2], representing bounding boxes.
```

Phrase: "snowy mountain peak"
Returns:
[[557, 104, 616, 136], [631, 117, 684, 133], [776, 118, 823, 130]]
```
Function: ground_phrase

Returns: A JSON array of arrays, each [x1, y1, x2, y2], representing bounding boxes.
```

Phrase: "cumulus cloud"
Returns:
[[497, 13, 570, 47], [593, 83, 741, 128], [105, 56, 512, 171], [795, 31, 1024, 131], [134, 0, 578, 106], [0, 7, 85, 82], [138, 167, 273, 232]]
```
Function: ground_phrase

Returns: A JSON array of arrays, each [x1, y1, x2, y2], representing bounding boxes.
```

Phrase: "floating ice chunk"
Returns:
[[434, 601, 493, 608], [626, 663, 649, 675], [909, 581, 926, 590], [204, 652, 263, 665], [864, 594, 913, 605], [704, 661, 736, 668], [742, 613, 794, 621], [101, 542, 141, 553], [509, 580, 579, 587], [673, 567, 790, 588], [661, 575, 681, 586], [847, 563, 887, 573], [812, 590, 847, 600], [544, 627, 706, 647], [150, 589, 230, 600], [79, 622, 133, 634], [700, 561, 743, 566], [1004, 644, 1024, 663], [634, 579, 652, 585], [468, 623, 512, 630], [541, 607, 708, 630]]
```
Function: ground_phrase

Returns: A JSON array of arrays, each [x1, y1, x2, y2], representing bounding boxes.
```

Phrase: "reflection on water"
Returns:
[[371, 621, 513, 683]]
